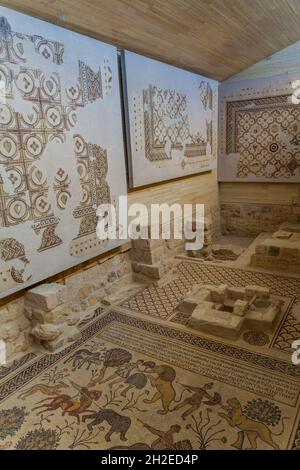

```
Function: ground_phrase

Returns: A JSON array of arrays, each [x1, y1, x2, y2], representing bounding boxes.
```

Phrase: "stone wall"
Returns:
[[220, 183, 300, 236], [0, 170, 220, 360], [128, 170, 220, 280], [0, 297, 30, 360], [64, 251, 132, 313], [129, 170, 221, 239], [220, 44, 300, 238], [0, 249, 132, 361]]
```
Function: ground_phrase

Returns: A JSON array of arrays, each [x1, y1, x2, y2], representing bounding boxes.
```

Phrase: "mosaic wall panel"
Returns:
[[219, 74, 300, 182], [122, 51, 218, 188], [0, 7, 127, 299]]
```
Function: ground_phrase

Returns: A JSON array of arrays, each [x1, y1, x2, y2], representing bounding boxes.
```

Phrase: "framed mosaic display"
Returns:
[[0, 6, 127, 299], [121, 50, 218, 188], [219, 74, 300, 182]]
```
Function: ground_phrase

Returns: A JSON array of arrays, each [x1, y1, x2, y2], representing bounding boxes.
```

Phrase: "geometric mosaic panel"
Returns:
[[0, 6, 127, 298], [219, 75, 300, 182], [122, 51, 218, 188]]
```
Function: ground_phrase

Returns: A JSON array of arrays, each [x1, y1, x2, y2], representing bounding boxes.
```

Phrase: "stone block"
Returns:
[[189, 305, 243, 341], [6, 334, 29, 358], [130, 245, 165, 265], [107, 271, 118, 283], [79, 285, 92, 300], [31, 303, 70, 324], [0, 308, 10, 325], [228, 287, 246, 300], [7, 299, 24, 318], [280, 247, 299, 258], [31, 324, 62, 342], [131, 238, 163, 251], [131, 261, 167, 280], [233, 300, 249, 317], [65, 273, 84, 289], [210, 284, 227, 303], [273, 230, 293, 240], [25, 283, 68, 311], [66, 327, 81, 343], [90, 276, 107, 291], [0, 322, 20, 342], [42, 337, 64, 352], [87, 295, 99, 307], [67, 317, 79, 326], [255, 245, 268, 255], [178, 298, 197, 315], [276, 259, 290, 270], [245, 286, 270, 300], [83, 265, 100, 280], [18, 316, 31, 332]]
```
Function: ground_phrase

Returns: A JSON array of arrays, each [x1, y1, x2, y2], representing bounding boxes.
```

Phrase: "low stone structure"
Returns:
[[25, 283, 81, 352], [250, 223, 300, 274], [131, 238, 170, 281], [0, 297, 31, 360], [186, 215, 213, 259], [64, 252, 132, 312], [178, 284, 282, 340], [221, 189, 300, 237], [0, 251, 133, 360], [129, 219, 183, 282]]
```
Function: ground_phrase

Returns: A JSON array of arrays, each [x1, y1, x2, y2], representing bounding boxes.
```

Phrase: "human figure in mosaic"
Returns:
[[172, 382, 221, 420]]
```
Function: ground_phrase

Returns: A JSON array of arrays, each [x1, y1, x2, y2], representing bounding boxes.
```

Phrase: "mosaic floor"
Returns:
[[1, 261, 300, 450]]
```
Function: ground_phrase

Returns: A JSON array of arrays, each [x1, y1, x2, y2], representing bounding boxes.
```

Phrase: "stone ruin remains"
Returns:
[[251, 222, 300, 274], [178, 283, 283, 341]]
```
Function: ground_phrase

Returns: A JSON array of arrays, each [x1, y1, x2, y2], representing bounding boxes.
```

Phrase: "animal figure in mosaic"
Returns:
[[143, 363, 176, 414], [89, 348, 132, 384], [172, 382, 221, 420], [98, 359, 145, 388], [120, 362, 149, 398], [32, 382, 102, 424], [18, 381, 69, 400], [96, 359, 150, 398], [218, 397, 285, 450], [63, 349, 104, 371], [82, 408, 131, 442], [138, 420, 193, 450]]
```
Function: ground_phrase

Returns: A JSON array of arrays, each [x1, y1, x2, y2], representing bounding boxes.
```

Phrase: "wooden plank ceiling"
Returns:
[[3, 0, 300, 81]]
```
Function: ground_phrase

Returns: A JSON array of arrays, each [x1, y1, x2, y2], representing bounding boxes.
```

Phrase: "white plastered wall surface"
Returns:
[[122, 50, 218, 188], [0, 6, 127, 299], [219, 40, 300, 184]]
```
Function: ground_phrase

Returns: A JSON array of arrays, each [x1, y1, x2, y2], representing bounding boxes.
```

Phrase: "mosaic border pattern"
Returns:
[[1, 309, 300, 405]]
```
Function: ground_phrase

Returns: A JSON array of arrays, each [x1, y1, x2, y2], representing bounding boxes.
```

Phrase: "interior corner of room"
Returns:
[[0, 0, 300, 453]]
